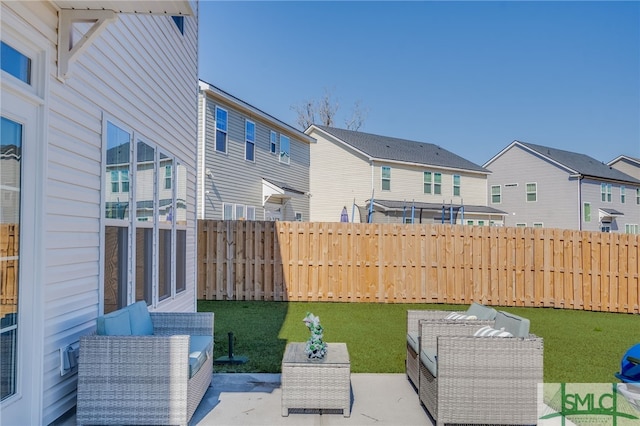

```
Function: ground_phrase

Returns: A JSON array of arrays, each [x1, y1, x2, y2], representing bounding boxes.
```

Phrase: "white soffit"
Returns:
[[53, 1, 193, 15]]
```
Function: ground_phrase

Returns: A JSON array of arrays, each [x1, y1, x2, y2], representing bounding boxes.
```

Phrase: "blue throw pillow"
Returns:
[[125, 301, 154, 335], [102, 309, 132, 336]]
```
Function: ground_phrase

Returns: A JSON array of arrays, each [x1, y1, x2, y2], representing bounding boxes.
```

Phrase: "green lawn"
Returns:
[[198, 300, 639, 383]]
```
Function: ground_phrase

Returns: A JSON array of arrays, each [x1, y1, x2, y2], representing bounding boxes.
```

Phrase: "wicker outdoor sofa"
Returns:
[[418, 311, 544, 425], [76, 302, 214, 426], [406, 303, 497, 391]]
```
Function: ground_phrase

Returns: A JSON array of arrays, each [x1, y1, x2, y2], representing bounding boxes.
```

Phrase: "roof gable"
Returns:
[[312, 125, 488, 173]]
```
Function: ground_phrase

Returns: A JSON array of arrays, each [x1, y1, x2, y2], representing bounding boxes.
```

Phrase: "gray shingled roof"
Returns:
[[316, 126, 489, 173], [519, 141, 640, 184]]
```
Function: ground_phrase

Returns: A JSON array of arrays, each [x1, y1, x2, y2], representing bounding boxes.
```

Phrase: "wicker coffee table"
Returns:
[[281, 342, 351, 417]]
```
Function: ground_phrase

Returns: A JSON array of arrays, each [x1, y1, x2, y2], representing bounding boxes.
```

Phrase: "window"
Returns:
[[1, 116, 23, 400], [467, 220, 474, 225], [533, 222, 543, 228], [583, 202, 591, 222], [625, 224, 639, 234], [223, 203, 233, 220], [103, 118, 188, 313], [104, 121, 132, 312], [247, 206, 256, 220], [601, 224, 611, 233], [270, 131, 277, 154], [235, 204, 245, 220], [526, 182, 537, 202], [423, 172, 432, 194], [215, 107, 227, 153], [245, 120, 255, 162], [135, 140, 155, 305], [171, 16, 184, 34], [621, 186, 626, 203], [279, 135, 290, 164], [516, 223, 526, 228], [491, 185, 501, 204], [601, 183, 612, 202], [295, 212, 303, 222], [453, 175, 460, 196], [637, 188, 640, 205], [434, 172, 442, 195], [477, 220, 485, 226], [381, 166, 391, 191], [1, 41, 31, 85]]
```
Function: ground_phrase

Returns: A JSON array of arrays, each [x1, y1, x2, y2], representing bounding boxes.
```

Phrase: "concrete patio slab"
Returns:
[[191, 373, 432, 426]]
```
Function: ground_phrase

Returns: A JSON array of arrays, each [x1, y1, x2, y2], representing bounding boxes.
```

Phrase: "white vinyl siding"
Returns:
[[0, 3, 199, 424]]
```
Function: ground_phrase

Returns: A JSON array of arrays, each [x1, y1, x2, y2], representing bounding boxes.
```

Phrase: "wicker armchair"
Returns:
[[418, 314, 543, 425], [76, 311, 214, 426], [406, 303, 496, 390]]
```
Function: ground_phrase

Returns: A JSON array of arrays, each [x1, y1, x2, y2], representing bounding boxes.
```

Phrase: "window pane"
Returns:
[[223, 203, 233, 220], [176, 230, 186, 293], [135, 228, 152, 305], [159, 153, 173, 222], [104, 226, 128, 313], [136, 141, 155, 223], [215, 107, 227, 153], [1, 116, 22, 401], [105, 122, 131, 219], [270, 131, 277, 153], [236, 204, 245, 220], [382, 167, 391, 179], [176, 164, 187, 226], [280, 135, 290, 164], [1, 42, 31, 85], [158, 229, 171, 301], [584, 203, 591, 222]]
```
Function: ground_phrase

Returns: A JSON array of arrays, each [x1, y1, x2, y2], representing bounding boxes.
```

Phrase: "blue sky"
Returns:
[[198, 1, 640, 166]]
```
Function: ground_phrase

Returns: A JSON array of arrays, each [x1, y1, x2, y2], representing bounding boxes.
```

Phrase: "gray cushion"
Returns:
[[189, 335, 213, 379], [420, 347, 438, 377], [125, 301, 154, 335], [494, 311, 530, 337], [466, 302, 497, 320], [407, 332, 419, 353]]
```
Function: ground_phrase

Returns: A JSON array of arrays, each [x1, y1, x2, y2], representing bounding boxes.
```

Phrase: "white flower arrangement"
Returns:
[[303, 312, 328, 359]]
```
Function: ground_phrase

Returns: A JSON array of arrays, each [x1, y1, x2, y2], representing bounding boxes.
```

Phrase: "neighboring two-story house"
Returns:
[[608, 155, 640, 180], [198, 80, 314, 222], [1, 1, 198, 424], [484, 141, 640, 233], [305, 125, 507, 224]]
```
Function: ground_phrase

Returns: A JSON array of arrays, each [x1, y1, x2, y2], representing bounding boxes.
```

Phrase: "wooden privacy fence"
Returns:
[[197, 220, 640, 313]]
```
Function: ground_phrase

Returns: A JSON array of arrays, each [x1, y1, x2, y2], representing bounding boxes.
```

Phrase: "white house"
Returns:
[[305, 125, 506, 224], [0, 1, 199, 424], [198, 80, 314, 221], [484, 141, 640, 233]]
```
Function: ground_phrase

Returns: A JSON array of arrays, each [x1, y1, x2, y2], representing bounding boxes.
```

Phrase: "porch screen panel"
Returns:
[[0, 117, 22, 400]]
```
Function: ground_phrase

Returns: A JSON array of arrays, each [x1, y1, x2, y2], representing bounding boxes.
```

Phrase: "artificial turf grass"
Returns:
[[198, 300, 639, 383]]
